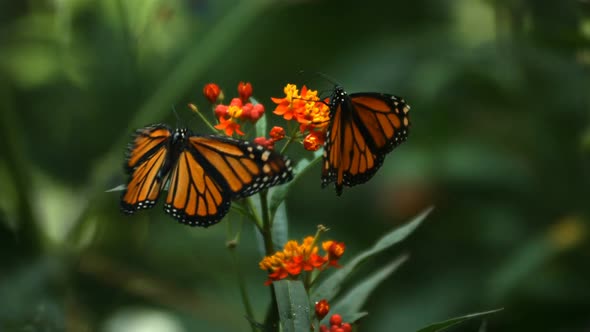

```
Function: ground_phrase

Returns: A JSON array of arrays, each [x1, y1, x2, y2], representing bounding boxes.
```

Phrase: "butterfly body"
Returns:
[[121, 124, 293, 227], [322, 86, 410, 195]]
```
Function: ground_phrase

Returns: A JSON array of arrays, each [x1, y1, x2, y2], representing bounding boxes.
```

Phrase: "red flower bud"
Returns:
[[315, 299, 330, 320], [203, 83, 221, 103], [319, 325, 329, 332], [328, 242, 345, 259], [214, 104, 229, 119], [341, 323, 352, 332], [329, 314, 343, 327], [237, 81, 253, 102], [240, 103, 264, 122], [269, 126, 286, 141], [253, 137, 274, 150], [188, 103, 199, 113]]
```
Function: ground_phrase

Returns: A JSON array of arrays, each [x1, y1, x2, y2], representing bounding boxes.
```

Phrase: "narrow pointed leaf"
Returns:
[[323, 255, 408, 324], [105, 184, 126, 192], [311, 207, 433, 301], [272, 201, 289, 249], [415, 308, 503, 332]]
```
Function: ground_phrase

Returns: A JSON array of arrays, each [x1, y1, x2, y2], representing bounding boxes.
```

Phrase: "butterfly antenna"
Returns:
[[298, 70, 340, 86], [171, 105, 183, 128], [314, 72, 340, 87]]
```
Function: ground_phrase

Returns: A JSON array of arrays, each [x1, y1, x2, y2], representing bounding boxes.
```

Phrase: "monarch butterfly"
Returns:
[[121, 124, 293, 227], [322, 86, 410, 195]]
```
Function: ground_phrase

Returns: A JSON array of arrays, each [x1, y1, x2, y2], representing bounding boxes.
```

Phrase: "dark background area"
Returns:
[[1, 0, 589, 331]]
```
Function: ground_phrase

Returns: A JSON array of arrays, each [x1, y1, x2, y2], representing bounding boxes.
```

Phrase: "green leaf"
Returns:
[[323, 255, 408, 324], [273, 280, 312, 332], [311, 207, 433, 301], [415, 309, 503, 332], [269, 151, 322, 219], [272, 201, 289, 250], [346, 312, 368, 325], [105, 184, 126, 192]]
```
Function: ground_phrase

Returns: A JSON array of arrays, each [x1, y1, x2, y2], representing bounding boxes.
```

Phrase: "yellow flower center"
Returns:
[[227, 105, 243, 118]]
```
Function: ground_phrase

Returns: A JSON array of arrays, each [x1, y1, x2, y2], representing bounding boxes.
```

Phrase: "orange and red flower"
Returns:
[[215, 117, 245, 136], [272, 84, 330, 132], [271, 84, 302, 121], [271, 83, 330, 151], [259, 236, 345, 285], [211, 82, 265, 137]]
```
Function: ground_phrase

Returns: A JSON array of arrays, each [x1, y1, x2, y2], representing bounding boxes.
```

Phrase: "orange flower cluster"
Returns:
[[259, 236, 345, 285], [271, 84, 331, 151], [205, 82, 264, 136]]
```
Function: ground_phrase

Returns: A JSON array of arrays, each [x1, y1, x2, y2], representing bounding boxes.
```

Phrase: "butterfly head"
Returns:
[[330, 86, 348, 107], [172, 128, 190, 142]]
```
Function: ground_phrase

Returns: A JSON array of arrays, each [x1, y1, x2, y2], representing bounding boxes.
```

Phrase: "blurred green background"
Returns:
[[1, 0, 589, 331]]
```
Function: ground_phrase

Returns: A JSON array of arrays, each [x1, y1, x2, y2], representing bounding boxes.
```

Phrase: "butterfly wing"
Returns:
[[121, 124, 172, 213], [164, 135, 294, 227], [322, 90, 410, 195]]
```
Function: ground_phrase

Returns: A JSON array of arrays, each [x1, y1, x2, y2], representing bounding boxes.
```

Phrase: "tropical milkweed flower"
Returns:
[[259, 236, 345, 285], [203, 83, 222, 103], [212, 82, 265, 137], [296, 87, 330, 133], [272, 84, 330, 131], [215, 117, 245, 136], [214, 98, 247, 136], [271, 83, 301, 121], [272, 83, 330, 150]]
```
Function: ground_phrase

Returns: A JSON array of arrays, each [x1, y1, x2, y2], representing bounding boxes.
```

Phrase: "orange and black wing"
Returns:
[[163, 135, 293, 227], [322, 90, 410, 195], [121, 124, 172, 213]]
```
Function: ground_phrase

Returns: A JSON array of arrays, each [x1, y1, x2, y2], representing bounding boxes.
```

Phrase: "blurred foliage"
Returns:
[[1, 0, 590, 331]]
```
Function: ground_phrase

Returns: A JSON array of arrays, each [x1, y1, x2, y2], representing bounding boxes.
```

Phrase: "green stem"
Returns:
[[279, 126, 300, 155], [259, 189, 274, 255], [258, 189, 281, 330], [194, 106, 219, 134], [229, 247, 256, 332], [244, 197, 263, 231], [264, 286, 280, 331]]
